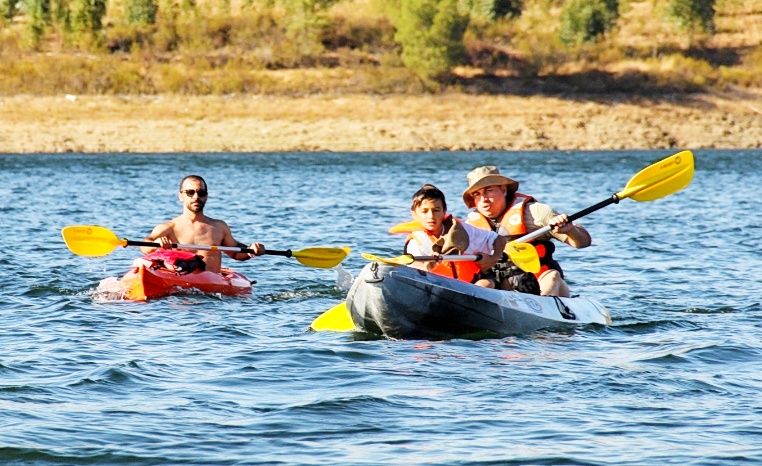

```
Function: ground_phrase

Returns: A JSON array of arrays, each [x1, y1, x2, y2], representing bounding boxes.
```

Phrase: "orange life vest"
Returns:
[[394, 215, 482, 284], [465, 193, 534, 236], [466, 193, 558, 278]]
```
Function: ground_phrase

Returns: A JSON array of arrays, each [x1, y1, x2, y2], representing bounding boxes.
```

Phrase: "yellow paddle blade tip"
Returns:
[[620, 150, 695, 202], [388, 219, 423, 234], [293, 246, 352, 268], [361, 252, 414, 266], [61, 224, 122, 257], [310, 302, 355, 332], [506, 242, 541, 274], [361, 252, 382, 261]]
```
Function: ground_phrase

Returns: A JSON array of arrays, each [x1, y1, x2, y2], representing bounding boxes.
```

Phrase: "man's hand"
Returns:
[[549, 214, 574, 234], [156, 236, 173, 249], [247, 242, 265, 257]]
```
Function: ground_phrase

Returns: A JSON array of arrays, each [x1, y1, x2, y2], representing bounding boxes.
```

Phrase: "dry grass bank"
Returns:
[[2, 91, 760, 153]]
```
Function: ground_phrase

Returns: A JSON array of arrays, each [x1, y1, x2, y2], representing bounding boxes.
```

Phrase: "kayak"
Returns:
[[346, 262, 611, 339], [119, 255, 252, 301]]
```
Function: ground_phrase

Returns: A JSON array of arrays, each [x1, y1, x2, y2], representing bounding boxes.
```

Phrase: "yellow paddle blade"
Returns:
[[360, 252, 415, 266], [618, 150, 695, 202], [310, 302, 356, 332], [61, 225, 126, 257], [388, 219, 423, 234], [292, 247, 351, 269], [506, 242, 541, 274]]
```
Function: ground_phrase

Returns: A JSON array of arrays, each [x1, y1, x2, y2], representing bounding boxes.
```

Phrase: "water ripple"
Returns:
[[1, 150, 761, 465]]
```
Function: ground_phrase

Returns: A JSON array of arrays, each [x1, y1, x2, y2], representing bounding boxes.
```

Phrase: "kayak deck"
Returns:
[[120, 257, 252, 301]]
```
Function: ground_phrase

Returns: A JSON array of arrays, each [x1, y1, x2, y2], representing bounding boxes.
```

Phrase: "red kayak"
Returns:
[[119, 250, 252, 301]]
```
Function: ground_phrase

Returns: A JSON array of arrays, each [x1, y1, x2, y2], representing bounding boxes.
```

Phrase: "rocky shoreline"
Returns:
[[2, 91, 760, 153]]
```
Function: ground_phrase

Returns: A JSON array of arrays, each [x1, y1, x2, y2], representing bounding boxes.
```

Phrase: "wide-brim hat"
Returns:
[[462, 165, 519, 208]]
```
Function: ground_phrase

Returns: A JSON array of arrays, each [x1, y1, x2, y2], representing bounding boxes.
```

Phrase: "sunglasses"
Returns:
[[181, 189, 208, 197]]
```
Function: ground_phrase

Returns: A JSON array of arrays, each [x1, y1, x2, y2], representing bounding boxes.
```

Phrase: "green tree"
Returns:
[[392, 0, 469, 83], [467, 0, 522, 20], [70, 0, 107, 34], [666, 0, 715, 33], [558, 0, 619, 45], [127, 0, 158, 25], [1, 0, 18, 22], [282, 0, 340, 55], [21, 0, 50, 43]]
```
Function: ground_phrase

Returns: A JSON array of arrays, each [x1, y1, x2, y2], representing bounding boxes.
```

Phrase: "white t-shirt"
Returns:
[[405, 222, 498, 256]]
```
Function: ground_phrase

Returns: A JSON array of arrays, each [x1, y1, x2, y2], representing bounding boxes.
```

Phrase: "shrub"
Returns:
[[666, 0, 715, 33], [392, 0, 470, 83], [559, 0, 619, 46], [126, 0, 158, 25], [467, 0, 522, 20], [70, 0, 107, 34], [283, 0, 340, 57], [1, 0, 18, 22], [21, 0, 50, 44]]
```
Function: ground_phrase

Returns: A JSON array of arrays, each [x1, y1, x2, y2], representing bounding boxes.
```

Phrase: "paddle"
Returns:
[[361, 244, 539, 272], [61, 225, 350, 269], [310, 149, 694, 332], [360, 251, 480, 266], [512, 149, 695, 244]]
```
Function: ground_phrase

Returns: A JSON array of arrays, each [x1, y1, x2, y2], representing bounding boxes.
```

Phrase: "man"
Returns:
[[141, 175, 265, 273], [402, 184, 506, 288], [462, 166, 591, 297]]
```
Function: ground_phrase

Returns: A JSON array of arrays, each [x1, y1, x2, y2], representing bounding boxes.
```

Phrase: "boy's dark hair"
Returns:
[[411, 184, 447, 211], [179, 175, 208, 192]]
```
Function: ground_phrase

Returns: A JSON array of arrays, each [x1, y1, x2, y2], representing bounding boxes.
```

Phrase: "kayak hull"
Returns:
[[120, 258, 252, 301], [346, 262, 611, 339]]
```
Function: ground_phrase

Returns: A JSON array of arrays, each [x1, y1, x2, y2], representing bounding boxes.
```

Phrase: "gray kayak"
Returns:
[[346, 262, 612, 339]]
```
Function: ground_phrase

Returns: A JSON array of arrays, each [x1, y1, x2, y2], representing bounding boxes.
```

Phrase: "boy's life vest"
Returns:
[[391, 216, 482, 284]]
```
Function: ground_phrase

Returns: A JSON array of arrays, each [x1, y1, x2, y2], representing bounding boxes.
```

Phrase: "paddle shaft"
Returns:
[[411, 254, 481, 262], [124, 240, 293, 258], [514, 194, 620, 244]]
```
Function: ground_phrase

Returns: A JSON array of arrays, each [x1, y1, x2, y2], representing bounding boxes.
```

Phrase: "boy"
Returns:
[[399, 184, 506, 288]]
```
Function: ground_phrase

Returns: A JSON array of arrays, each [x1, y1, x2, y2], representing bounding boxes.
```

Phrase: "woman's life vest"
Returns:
[[466, 192, 562, 279], [392, 215, 482, 284]]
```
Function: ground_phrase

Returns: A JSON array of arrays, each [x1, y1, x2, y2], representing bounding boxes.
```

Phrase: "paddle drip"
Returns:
[[335, 265, 354, 292]]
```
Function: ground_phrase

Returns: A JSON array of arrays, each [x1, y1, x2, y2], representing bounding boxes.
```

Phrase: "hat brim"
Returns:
[[462, 175, 519, 208]]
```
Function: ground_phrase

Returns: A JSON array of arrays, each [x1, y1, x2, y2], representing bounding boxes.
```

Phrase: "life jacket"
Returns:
[[392, 216, 482, 284], [466, 192, 561, 278], [428, 257, 481, 284], [143, 249, 206, 274]]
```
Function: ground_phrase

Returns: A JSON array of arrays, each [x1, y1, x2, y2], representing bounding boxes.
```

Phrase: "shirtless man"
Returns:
[[141, 175, 264, 273]]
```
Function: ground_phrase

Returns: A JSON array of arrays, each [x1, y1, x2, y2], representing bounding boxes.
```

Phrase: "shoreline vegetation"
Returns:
[[1, 0, 760, 153]]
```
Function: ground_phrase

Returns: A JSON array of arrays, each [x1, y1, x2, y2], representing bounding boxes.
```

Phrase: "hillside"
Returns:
[[0, 0, 760, 152], [1, 0, 760, 95]]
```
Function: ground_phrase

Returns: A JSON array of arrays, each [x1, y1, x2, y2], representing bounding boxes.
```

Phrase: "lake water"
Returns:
[[1, 150, 760, 465]]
